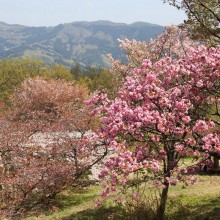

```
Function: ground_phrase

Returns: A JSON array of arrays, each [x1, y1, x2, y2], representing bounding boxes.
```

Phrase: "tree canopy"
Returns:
[[89, 26, 220, 219], [0, 58, 73, 102], [163, 0, 220, 45]]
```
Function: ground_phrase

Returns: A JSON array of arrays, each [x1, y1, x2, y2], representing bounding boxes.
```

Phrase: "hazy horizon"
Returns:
[[0, 0, 186, 27], [0, 19, 166, 27]]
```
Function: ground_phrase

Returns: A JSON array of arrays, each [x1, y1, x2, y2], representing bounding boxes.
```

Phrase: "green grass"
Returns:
[[167, 175, 220, 219], [23, 186, 102, 220], [16, 175, 220, 220]]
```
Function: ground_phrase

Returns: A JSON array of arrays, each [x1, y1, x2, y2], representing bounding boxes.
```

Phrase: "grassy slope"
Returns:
[[23, 174, 220, 220], [167, 175, 220, 219], [23, 186, 102, 220]]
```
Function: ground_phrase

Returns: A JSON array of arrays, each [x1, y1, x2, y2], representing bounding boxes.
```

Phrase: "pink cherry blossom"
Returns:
[[133, 193, 141, 200], [88, 26, 220, 216]]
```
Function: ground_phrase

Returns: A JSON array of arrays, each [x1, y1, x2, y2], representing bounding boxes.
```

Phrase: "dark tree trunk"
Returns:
[[155, 183, 169, 220], [213, 157, 219, 169]]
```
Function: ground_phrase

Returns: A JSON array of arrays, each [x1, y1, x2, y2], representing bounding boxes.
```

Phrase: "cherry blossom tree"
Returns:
[[0, 77, 106, 216], [89, 27, 220, 219], [108, 26, 199, 95]]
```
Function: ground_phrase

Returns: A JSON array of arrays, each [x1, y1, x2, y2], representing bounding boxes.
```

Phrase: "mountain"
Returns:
[[0, 21, 164, 67]]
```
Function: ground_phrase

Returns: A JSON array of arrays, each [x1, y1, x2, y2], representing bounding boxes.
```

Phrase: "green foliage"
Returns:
[[164, 0, 220, 45], [0, 57, 116, 103], [70, 62, 82, 78], [0, 58, 73, 102], [70, 64, 116, 96], [42, 64, 73, 81], [0, 58, 44, 102]]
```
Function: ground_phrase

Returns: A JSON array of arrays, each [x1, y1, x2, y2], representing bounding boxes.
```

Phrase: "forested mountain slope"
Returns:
[[0, 21, 164, 67]]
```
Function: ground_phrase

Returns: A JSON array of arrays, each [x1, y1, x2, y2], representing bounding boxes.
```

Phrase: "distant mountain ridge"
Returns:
[[0, 21, 164, 67]]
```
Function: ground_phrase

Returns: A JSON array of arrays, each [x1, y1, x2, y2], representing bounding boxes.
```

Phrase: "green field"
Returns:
[[21, 174, 220, 220]]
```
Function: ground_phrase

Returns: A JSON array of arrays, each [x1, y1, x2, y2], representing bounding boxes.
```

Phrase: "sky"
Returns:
[[0, 0, 186, 27]]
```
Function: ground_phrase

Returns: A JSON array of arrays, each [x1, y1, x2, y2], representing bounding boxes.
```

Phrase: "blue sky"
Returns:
[[0, 0, 186, 27]]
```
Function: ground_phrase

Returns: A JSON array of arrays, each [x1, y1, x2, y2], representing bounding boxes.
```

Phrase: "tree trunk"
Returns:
[[155, 183, 169, 220], [213, 157, 219, 169]]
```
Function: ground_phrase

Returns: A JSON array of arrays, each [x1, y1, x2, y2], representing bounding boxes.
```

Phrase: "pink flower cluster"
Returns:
[[202, 132, 220, 152], [88, 26, 220, 200]]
